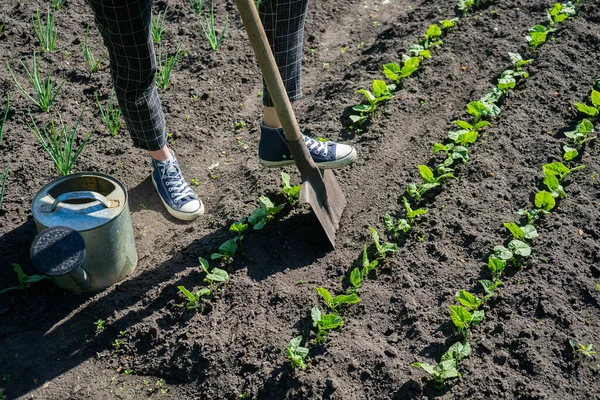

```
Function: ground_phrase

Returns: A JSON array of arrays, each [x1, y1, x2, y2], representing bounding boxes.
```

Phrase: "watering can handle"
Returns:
[[41, 191, 120, 213]]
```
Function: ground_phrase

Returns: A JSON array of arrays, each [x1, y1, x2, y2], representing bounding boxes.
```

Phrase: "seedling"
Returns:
[[455, 290, 482, 310], [548, 2, 576, 25], [354, 79, 395, 118], [189, 0, 205, 15], [569, 340, 596, 358], [0, 19, 5, 34], [286, 336, 309, 369], [516, 208, 547, 224], [440, 18, 459, 30], [449, 305, 484, 335], [487, 256, 506, 282], [412, 341, 471, 386], [311, 306, 344, 344], [563, 145, 579, 161], [7, 51, 65, 112], [503, 222, 539, 241], [508, 52, 533, 72], [421, 24, 442, 49], [191, 178, 200, 186], [229, 221, 248, 243], [96, 90, 121, 136], [156, 42, 182, 90], [94, 319, 106, 331], [0, 163, 9, 208], [526, 25, 556, 48], [479, 279, 501, 301], [200, 0, 228, 51], [350, 244, 379, 289], [152, 7, 168, 44], [448, 119, 490, 146], [281, 172, 300, 206], [112, 339, 122, 349], [177, 285, 210, 310], [199, 256, 229, 290], [407, 165, 455, 201], [0, 93, 8, 144], [383, 58, 420, 84], [28, 107, 92, 176], [467, 89, 502, 122], [248, 195, 284, 230], [433, 142, 469, 174], [81, 25, 106, 72], [384, 213, 411, 239], [564, 119, 595, 147], [573, 89, 600, 118], [210, 238, 238, 264], [369, 227, 397, 260], [53, 0, 66, 11], [0, 263, 48, 295], [316, 287, 360, 312], [32, 7, 56, 52]]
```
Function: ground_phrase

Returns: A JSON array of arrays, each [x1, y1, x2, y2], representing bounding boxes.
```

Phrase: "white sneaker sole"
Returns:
[[151, 175, 205, 221], [259, 147, 357, 169]]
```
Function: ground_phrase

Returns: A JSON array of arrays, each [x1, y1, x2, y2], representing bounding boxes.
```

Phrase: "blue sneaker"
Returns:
[[258, 122, 357, 169], [151, 153, 204, 221]]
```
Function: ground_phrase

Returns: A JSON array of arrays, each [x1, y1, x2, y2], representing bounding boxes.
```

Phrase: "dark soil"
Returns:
[[1, 0, 599, 399]]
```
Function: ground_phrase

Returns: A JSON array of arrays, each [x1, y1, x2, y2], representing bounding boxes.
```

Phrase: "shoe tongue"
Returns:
[[166, 164, 178, 175]]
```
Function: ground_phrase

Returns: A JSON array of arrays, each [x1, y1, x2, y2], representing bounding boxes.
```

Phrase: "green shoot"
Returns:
[[350, 267, 362, 289], [281, 172, 300, 206], [487, 256, 506, 282], [27, 107, 92, 176], [7, 51, 65, 112], [0, 93, 8, 143], [229, 221, 248, 243], [457, 0, 482, 14], [248, 195, 284, 230], [412, 341, 471, 386], [200, 0, 228, 51], [53, 0, 67, 11], [573, 89, 600, 118], [503, 222, 539, 241], [286, 336, 309, 369], [454, 290, 482, 310], [407, 164, 455, 201], [156, 42, 182, 90], [189, 0, 205, 15], [112, 339, 122, 349], [96, 89, 121, 136], [351, 79, 396, 127], [433, 142, 469, 174], [508, 52, 533, 72], [383, 57, 420, 83], [361, 244, 378, 278], [526, 25, 556, 48], [177, 285, 210, 310], [0, 19, 5, 35], [0, 264, 48, 295], [449, 305, 484, 335], [81, 25, 106, 73], [448, 120, 490, 146], [0, 162, 9, 209], [440, 18, 459, 31], [32, 7, 56, 52], [548, 2, 576, 25], [466, 89, 502, 122], [383, 213, 411, 239], [569, 340, 596, 358], [316, 287, 360, 312], [210, 238, 238, 264], [479, 279, 501, 301], [311, 306, 344, 344], [199, 256, 229, 289], [152, 7, 168, 44], [564, 119, 595, 147], [516, 208, 548, 224], [94, 319, 106, 331], [369, 227, 397, 260]]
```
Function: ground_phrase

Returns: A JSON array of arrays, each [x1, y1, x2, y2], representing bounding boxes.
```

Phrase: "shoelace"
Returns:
[[159, 160, 195, 202], [304, 136, 328, 157]]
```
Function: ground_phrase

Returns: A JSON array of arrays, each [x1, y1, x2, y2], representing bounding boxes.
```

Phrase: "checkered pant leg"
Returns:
[[259, 0, 309, 107], [87, 0, 167, 151]]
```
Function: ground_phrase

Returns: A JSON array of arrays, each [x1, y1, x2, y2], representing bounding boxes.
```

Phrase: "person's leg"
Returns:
[[87, 0, 203, 219], [257, 0, 357, 169]]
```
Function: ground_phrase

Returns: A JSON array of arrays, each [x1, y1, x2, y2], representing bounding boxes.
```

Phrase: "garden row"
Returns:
[[284, 0, 587, 384]]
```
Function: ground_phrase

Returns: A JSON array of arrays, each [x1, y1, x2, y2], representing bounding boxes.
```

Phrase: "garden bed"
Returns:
[[0, 0, 599, 399]]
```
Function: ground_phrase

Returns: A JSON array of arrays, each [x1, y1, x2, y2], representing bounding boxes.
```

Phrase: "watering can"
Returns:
[[30, 172, 137, 293]]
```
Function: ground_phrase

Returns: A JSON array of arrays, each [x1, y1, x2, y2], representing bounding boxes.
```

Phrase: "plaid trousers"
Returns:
[[88, 0, 309, 151]]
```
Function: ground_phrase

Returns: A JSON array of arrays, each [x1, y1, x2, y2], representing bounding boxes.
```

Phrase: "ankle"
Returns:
[[149, 146, 172, 162]]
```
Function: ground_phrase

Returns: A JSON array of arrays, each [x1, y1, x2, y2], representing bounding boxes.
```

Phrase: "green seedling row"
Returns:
[[284, 0, 505, 370]]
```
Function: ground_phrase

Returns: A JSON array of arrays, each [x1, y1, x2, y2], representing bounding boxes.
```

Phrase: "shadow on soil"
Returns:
[[0, 185, 331, 398]]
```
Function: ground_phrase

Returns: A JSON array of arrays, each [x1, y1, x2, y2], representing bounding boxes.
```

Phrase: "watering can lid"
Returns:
[[30, 226, 86, 276], [31, 172, 128, 232]]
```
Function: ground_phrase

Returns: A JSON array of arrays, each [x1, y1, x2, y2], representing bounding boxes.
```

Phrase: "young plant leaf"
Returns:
[[535, 190, 556, 211], [316, 287, 333, 308], [573, 102, 599, 117], [350, 268, 362, 289], [508, 239, 531, 257], [488, 256, 506, 280], [504, 222, 525, 240], [493, 246, 513, 261], [205, 267, 229, 282], [455, 290, 481, 310]]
